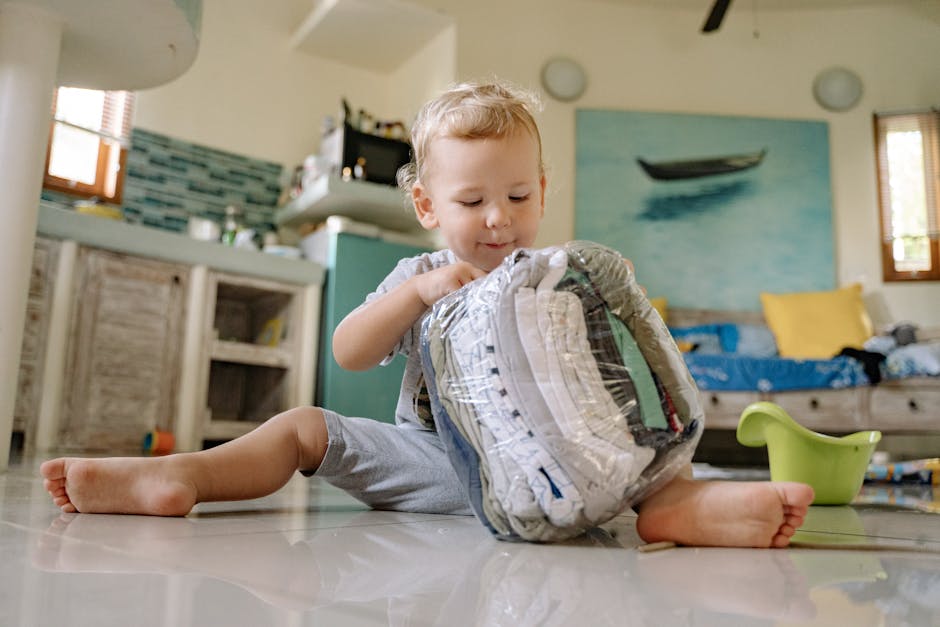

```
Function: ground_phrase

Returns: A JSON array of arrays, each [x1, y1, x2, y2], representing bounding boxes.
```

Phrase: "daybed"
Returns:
[[666, 307, 940, 435]]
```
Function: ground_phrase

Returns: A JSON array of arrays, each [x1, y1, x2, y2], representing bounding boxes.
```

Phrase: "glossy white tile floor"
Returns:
[[2, 458, 939, 627]]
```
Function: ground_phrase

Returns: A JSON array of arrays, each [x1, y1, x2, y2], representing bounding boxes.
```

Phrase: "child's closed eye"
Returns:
[[459, 199, 483, 207], [509, 194, 530, 202]]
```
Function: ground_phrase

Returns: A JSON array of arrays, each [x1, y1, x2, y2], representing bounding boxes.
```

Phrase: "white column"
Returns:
[[34, 239, 77, 452], [0, 3, 64, 469], [175, 264, 209, 452], [294, 283, 321, 407]]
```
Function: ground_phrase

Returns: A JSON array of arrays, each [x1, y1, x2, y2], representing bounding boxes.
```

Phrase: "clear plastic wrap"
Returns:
[[420, 241, 704, 542]]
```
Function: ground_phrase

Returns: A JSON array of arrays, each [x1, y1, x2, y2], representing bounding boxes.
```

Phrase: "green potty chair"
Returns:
[[737, 401, 881, 505]]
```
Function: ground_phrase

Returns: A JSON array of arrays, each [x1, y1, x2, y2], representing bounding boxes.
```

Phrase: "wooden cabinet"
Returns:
[[869, 378, 940, 431], [699, 390, 762, 429], [13, 237, 58, 452], [13, 232, 322, 455], [57, 248, 188, 452], [192, 271, 317, 444], [768, 388, 869, 433]]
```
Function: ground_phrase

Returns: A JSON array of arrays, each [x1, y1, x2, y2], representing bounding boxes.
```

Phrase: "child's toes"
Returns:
[[40, 458, 67, 482], [56, 500, 76, 513]]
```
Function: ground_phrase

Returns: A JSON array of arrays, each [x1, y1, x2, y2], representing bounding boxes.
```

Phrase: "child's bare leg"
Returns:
[[635, 472, 814, 548], [40, 406, 329, 516]]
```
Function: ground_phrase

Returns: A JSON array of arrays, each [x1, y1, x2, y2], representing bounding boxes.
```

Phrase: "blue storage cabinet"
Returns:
[[315, 230, 429, 422]]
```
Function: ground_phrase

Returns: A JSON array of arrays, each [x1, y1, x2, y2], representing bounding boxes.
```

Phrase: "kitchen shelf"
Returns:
[[203, 419, 261, 441], [289, 0, 453, 72], [210, 340, 291, 368], [276, 175, 422, 234], [197, 271, 314, 445], [204, 360, 288, 432]]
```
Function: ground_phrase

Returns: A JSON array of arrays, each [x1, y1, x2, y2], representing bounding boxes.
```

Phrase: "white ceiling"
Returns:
[[582, 0, 940, 25], [590, 0, 926, 9]]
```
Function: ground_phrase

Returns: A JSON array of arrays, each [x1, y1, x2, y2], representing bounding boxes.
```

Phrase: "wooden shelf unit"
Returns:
[[196, 271, 313, 445]]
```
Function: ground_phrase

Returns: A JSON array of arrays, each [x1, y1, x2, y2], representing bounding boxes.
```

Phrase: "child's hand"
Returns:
[[415, 262, 488, 306]]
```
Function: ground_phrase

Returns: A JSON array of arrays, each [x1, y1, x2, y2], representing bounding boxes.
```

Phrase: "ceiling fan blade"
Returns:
[[702, 0, 733, 33]]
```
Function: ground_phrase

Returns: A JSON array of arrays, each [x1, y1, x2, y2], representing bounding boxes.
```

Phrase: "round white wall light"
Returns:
[[541, 58, 587, 102], [813, 67, 864, 112]]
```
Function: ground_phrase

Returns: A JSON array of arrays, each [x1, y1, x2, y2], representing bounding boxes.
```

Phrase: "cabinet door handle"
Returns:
[[908, 399, 919, 412], [809, 398, 819, 410], [710, 394, 720, 406]]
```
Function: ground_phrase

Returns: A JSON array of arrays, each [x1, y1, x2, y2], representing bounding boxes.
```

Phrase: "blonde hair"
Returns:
[[397, 81, 544, 195]]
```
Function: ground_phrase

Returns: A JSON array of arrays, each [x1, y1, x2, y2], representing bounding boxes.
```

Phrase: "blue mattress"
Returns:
[[682, 353, 871, 392]]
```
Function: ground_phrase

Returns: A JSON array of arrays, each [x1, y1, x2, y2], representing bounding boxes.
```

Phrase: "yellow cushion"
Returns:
[[760, 284, 873, 359], [649, 296, 668, 323]]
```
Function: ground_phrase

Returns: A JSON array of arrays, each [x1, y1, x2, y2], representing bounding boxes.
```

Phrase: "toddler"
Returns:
[[41, 81, 813, 548]]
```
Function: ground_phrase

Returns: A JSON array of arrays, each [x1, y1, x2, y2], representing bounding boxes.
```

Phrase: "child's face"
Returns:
[[413, 130, 546, 272]]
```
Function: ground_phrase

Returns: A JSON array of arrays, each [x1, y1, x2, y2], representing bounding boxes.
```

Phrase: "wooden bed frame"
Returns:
[[668, 308, 940, 434]]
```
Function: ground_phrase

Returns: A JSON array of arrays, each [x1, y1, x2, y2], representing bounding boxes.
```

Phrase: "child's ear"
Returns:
[[538, 174, 547, 218], [413, 184, 439, 230]]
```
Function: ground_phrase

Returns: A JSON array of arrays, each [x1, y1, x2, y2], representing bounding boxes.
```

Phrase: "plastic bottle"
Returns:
[[222, 205, 242, 246]]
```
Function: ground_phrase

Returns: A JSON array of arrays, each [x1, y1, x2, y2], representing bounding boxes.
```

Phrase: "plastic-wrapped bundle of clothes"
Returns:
[[420, 241, 704, 542]]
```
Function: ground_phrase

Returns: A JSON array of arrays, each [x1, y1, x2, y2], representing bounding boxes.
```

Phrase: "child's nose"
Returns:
[[485, 203, 511, 229]]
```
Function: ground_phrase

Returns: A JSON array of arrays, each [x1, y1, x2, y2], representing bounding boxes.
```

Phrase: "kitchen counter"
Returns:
[[37, 203, 324, 286]]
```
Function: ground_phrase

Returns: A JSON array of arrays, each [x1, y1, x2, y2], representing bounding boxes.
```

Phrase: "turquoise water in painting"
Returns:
[[575, 110, 834, 311]]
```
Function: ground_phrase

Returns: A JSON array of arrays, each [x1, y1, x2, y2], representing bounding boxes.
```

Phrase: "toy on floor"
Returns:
[[865, 458, 940, 485], [420, 241, 703, 542], [142, 430, 175, 456]]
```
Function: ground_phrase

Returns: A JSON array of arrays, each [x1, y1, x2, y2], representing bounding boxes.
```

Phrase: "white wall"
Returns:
[[135, 0, 940, 326], [386, 24, 458, 128], [134, 0, 390, 168], [436, 0, 940, 327]]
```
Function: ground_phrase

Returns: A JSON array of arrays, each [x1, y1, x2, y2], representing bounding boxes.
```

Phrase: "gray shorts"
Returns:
[[309, 409, 472, 516]]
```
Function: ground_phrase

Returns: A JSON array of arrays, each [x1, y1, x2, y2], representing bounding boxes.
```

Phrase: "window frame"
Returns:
[[42, 88, 131, 204], [873, 110, 940, 283]]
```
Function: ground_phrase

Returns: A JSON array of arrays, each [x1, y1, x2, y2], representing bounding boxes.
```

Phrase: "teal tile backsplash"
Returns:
[[42, 128, 284, 236]]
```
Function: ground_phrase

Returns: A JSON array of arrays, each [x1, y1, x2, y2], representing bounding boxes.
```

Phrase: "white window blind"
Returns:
[[46, 87, 135, 199], [52, 87, 135, 147], [875, 109, 940, 278]]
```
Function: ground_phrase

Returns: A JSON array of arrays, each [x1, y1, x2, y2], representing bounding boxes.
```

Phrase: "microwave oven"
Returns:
[[321, 123, 412, 187]]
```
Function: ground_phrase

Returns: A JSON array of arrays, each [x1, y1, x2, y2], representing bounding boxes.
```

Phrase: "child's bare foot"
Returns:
[[40, 456, 198, 516], [635, 477, 814, 548]]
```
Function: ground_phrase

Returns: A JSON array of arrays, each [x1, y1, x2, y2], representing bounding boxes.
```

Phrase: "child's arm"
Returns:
[[332, 261, 487, 371]]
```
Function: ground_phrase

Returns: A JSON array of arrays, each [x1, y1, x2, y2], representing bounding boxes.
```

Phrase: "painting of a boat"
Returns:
[[575, 109, 833, 311], [637, 148, 767, 181]]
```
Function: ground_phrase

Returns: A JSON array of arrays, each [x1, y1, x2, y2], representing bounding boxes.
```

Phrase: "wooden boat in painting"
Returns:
[[637, 148, 767, 181]]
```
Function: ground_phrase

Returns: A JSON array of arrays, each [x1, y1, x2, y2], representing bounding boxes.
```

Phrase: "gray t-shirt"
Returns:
[[361, 248, 457, 429]]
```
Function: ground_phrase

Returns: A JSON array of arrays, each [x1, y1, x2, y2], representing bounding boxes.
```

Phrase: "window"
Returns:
[[874, 110, 940, 282], [43, 87, 135, 204]]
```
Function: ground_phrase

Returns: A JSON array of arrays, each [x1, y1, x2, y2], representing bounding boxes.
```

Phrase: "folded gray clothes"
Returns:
[[420, 242, 704, 541]]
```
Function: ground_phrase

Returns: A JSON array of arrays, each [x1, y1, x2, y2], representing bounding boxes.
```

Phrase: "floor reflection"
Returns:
[[15, 472, 940, 627], [24, 511, 830, 625], [856, 482, 939, 514]]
